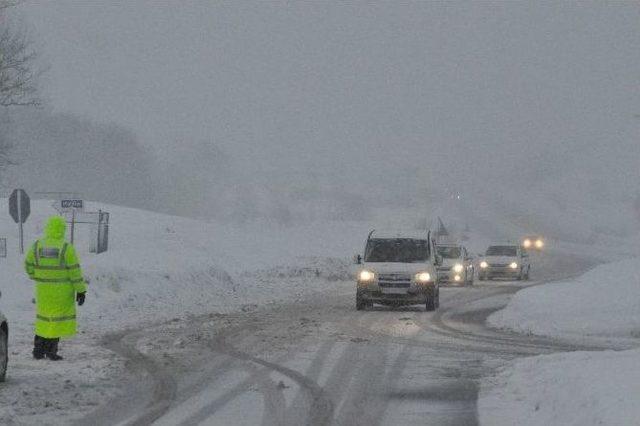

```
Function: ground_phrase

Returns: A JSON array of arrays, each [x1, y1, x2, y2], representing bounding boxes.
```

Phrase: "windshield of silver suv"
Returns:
[[437, 246, 461, 259], [364, 238, 430, 263], [486, 246, 517, 256]]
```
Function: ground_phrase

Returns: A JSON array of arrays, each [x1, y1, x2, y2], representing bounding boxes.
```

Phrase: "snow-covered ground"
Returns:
[[488, 258, 640, 341], [5, 196, 506, 423], [479, 258, 640, 426], [0, 197, 503, 423], [2, 196, 638, 425], [0, 199, 375, 423], [479, 348, 640, 426]]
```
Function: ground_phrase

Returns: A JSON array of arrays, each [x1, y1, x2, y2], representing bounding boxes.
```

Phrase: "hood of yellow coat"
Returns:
[[44, 216, 66, 240]]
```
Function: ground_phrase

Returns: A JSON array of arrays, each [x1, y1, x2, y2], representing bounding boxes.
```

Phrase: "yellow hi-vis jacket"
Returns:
[[24, 217, 87, 338]]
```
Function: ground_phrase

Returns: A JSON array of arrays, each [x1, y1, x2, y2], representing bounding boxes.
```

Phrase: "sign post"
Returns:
[[9, 189, 30, 253], [59, 199, 83, 244]]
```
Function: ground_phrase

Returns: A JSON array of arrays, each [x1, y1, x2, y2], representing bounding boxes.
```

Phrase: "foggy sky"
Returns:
[[13, 1, 640, 232]]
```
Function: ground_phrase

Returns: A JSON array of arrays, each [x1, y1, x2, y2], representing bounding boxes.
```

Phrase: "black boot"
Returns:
[[33, 335, 45, 360], [45, 338, 63, 361]]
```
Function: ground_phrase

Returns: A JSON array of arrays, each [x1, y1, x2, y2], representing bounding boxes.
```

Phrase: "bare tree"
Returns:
[[0, 0, 39, 107], [0, 0, 39, 177]]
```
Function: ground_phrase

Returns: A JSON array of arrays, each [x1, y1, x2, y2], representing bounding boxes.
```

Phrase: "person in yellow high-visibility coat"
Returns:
[[24, 216, 87, 360]]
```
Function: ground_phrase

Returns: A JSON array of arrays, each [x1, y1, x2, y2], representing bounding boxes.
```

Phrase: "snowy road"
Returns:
[[78, 252, 603, 426]]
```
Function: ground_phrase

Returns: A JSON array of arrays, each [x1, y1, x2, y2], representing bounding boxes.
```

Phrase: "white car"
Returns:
[[478, 244, 530, 281], [354, 230, 440, 311], [436, 244, 474, 286], [0, 294, 7, 382]]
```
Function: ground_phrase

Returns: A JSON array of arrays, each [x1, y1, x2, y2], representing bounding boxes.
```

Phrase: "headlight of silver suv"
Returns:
[[415, 272, 432, 283], [358, 270, 375, 282]]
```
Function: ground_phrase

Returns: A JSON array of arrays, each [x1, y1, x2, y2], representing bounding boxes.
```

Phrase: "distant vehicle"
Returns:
[[478, 244, 530, 281], [0, 293, 7, 382], [436, 244, 474, 286], [522, 235, 545, 251], [354, 230, 440, 311]]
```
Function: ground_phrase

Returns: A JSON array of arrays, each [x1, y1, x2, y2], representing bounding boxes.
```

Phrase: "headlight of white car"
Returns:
[[415, 272, 431, 283], [358, 270, 375, 282], [509, 262, 518, 269], [523, 239, 532, 248], [453, 263, 463, 273], [535, 239, 544, 249], [480, 261, 488, 269]]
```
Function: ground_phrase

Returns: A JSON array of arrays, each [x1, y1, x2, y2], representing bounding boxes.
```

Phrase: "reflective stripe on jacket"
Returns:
[[24, 239, 87, 338]]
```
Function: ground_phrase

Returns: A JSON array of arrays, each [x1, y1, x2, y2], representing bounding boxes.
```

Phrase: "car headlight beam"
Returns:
[[480, 261, 488, 269], [535, 239, 544, 249], [509, 262, 518, 269], [523, 239, 531, 248], [359, 270, 375, 282], [453, 263, 463, 273], [415, 272, 431, 283]]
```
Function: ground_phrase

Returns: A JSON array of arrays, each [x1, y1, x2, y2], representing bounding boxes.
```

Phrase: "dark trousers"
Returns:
[[33, 335, 60, 358]]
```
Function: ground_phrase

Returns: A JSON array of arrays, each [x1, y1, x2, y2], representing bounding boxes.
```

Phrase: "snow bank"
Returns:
[[488, 258, 640, 340], [479, 348, 640, 426], [0, 199, 372, 337], [480, 259, 640, 426]]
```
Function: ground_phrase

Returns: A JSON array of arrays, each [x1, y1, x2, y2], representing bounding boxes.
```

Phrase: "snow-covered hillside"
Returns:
[[0, 199, 378, 332]]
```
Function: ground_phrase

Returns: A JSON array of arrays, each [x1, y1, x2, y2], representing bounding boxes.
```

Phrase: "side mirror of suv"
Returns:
[[353, 254, 362, 265]]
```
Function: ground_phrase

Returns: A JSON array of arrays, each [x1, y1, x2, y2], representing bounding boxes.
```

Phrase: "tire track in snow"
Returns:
[[176, 334, 333, 426], [76, 329, 177, 426], [422, 284, 609, 355], [283, 339, 339, 424]]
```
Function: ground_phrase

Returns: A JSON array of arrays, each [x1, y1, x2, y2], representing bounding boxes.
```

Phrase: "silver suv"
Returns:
[[354, 230, 440, 311]]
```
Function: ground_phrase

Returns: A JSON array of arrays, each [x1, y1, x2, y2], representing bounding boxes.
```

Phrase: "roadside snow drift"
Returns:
[[488, 258, 640, 340], [480, 259, 640, 426], [479, 348, 640, 426]]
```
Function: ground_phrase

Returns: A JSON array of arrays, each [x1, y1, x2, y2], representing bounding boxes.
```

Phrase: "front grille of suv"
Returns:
[[378, 274, 412, 288]]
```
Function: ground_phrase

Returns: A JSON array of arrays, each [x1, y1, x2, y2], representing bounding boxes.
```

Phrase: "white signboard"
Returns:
[[61, 199, 84, 210]]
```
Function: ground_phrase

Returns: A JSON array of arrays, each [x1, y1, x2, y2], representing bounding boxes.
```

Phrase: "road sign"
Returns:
[[9, 189, 30, 253], [61, 199, 83, 210], [9, 189, 30, 224], [57, 199, 84, 243]]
